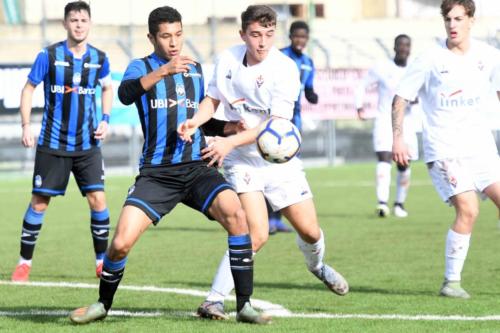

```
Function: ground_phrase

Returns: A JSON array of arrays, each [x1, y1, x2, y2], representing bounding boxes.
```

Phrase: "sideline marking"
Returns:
[[0, 280, 290, 316], [1, 280, 500, 321]]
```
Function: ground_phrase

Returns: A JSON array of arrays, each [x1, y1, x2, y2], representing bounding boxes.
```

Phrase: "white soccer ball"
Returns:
[[256, 118, 301, 163]]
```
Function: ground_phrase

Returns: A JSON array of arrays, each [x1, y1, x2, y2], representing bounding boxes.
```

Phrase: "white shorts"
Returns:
[[373, 116, 419, 160], [427, 154, 500, 204], [223, 159, 313, 211]]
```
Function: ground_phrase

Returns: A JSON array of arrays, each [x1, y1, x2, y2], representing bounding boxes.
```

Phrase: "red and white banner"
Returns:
[[301, 68, 377, 120]]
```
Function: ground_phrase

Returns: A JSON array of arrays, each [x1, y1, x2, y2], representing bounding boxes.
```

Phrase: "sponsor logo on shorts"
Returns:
[[301, 190, 309, 196], [34, 175, 42, 188], [448, 176, 457, 187], [226, 70, 232, 80]]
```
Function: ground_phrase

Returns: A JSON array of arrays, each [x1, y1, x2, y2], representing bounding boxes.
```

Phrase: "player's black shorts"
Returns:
[[124, 161, 234, 224], [32, 149, 105, 197]]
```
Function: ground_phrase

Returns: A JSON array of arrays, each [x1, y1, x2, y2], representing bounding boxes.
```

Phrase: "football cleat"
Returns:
[[11, 263, 31, 282], [269, 219, 292, 235], [96, 262, 103, 278], [312, 264, 349, 296], [394, 203, 408, 218], [69, 302, 108, 324], [236, 302, 271, 324], [376, 203, 390, 218], [439, 280, 470, 299], [196, 301, 229, 320]]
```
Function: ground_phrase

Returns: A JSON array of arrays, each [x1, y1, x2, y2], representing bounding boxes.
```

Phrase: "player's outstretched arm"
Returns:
[[178, 96, 220, 142], [392, 95, 409, 167], [202, 125, 261, 167], [20, 81, 36, 148]]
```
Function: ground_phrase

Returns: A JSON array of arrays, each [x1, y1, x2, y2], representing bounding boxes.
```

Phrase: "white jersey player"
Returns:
[[355, 34, 418, 218], [178, 5, 349, 320], [393, 0, 500, 299]]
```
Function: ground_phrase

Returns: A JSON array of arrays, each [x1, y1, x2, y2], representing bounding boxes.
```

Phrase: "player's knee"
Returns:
[[298, 228, 321, 244], [224, 207, 248, 234], [109, 238, 131, 259], [30, 198, 49, 212], [457, 206, 479, 224], [87, 191, 106, 211], [252, 233, 269, 251]]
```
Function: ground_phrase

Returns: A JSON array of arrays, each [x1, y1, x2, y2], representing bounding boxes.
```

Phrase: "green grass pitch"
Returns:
[[1, 162, 500, 332]]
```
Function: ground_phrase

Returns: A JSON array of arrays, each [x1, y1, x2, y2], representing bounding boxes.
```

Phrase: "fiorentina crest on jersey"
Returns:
[[256, 75, 264, 88], [176, 83, 185, 96], [477, 61, 484, 71]]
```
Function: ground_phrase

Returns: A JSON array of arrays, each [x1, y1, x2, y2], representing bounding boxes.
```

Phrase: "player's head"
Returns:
[[63, 1, 91, 44], [289, 21, 310, 54], [440, 0, 475, 47], [147, 6, 183, 60], [239, 5, 277, 65], [394, 34, 411, 65]]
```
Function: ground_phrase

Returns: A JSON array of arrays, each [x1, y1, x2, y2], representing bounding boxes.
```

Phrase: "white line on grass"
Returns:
[[0, 280, 290, 316], [2, 309, 500, 322]]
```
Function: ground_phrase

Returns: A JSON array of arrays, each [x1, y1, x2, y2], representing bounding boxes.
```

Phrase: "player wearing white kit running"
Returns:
[[393, 0, 500, 299], [355, 34, 418, 218], [178, 5, 348, 320]]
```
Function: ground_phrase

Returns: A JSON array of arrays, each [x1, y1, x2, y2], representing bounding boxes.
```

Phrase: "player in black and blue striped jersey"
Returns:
[[12, 1, 113, 282], [267, 21, 319, 233], [70, 6, 268, 325]]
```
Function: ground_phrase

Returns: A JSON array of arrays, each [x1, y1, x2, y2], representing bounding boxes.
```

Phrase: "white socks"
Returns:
[[296, 229, 325, 272], [376, 162, 392, 203], [206, 250, 235, 303], [396, 168, 411, 204], [445, 229, 471, 281]]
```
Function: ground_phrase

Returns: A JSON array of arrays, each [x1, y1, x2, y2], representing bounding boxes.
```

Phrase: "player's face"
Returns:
[[240, 22, 276, 65], [149, 22, 183, 60], [290, 28, 309, 53], [63, 10, 91, 44], [394, 37, 411, 63], [443, 5, 474, 47]]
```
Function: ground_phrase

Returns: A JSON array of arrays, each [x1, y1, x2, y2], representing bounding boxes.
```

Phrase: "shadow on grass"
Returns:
[[0, 305, 201, 324], [170, 280, 436, 297]]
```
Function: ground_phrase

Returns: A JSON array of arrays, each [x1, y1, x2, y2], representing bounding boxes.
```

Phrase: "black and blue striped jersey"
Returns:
[[28, 40, 110, 156], [120, 53, 206, 168]]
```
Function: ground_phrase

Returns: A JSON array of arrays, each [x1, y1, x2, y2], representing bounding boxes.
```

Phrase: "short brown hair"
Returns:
[[241, 5, 276, 32], [440, 0, 475, 17]]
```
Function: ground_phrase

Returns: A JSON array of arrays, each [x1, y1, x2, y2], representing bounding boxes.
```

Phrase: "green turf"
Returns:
[[1, 162, 500, 332]]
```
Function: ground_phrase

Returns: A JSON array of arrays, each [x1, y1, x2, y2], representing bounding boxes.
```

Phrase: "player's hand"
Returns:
[[21, 124, 35, 148], [392, 137, 409, 167], [357, 108, 367, 121], [94, 121, 109, 140], [177, 119, 198, 143], [163, 55, 196, 75], [202, 136, 234, 168]]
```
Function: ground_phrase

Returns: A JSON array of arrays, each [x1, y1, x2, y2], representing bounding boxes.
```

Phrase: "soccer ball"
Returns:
[[256, 118, 301, 163]]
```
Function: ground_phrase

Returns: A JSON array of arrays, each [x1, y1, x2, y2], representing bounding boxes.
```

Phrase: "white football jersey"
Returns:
[[207, 45, 301, 166], [355, 59, 410, 121], [396, 39, 500, 162]]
